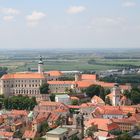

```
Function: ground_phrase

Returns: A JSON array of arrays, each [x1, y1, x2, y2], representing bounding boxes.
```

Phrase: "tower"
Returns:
[[112, 83, 121, 106], [38, 56, 44, 73], [75, 73, 82, 81]]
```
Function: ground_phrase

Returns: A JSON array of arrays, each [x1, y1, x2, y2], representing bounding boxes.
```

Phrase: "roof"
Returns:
[[48, 81, 75, 85], [23, 130, 36, 139], [1, 72, 45, 80], [32, 117, 47, 124], [55, 94, 70, 98], [38, 101, 69, 110], [81, 74, 96, 81], [47, 127, 68, 135], [10, 110, 28, 116], [47, 71, 63, 76], [80, 102, 95, 108], [70, 96, 79, 100], [91, 95, 105, 105], [86, 118, 119, 131], [112, 118, 136, 124], [0, 131, 14, 138], [39, 101, 62, 106], [68, 105, 80, 109], [76, 81, 94, 88]]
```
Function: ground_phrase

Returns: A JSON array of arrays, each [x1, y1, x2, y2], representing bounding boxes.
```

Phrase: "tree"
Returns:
[[71, 99, 79, 105], [124, 87, 140, 105], [86, 85, 105, 100], [70, 135, 80, 140], [127, 112, 132, 117], [40, 121, 50, 134], [49, 93, 55, 101], [105, 96, 111, 105], [116, 133, 132, 140], [39, 83, 49, 94], [86, 126, 97, 138], [105, 88, 111, 95], [4, 95, 37, 110]]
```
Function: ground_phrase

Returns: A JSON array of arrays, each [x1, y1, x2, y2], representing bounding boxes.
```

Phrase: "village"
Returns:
[[0, 57, 140, 140]]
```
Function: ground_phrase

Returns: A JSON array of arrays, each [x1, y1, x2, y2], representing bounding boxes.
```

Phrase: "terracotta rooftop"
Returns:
[[47, 70, 63, 76], [1, 72, 45, 80], [23, 130, 36, 139], [81, 74, 96, 81], [86, 118, 119, 131], [91, 95, 105, 105], [11, 110, 28, 116], [0, 131, 14, 138], [48, 80, 75, 85]]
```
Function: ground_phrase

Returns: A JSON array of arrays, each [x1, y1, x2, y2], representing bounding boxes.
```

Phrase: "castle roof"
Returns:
[[47, 70, 63, 76], [1, 72, 45, 80], [81, 74, 96, 81]]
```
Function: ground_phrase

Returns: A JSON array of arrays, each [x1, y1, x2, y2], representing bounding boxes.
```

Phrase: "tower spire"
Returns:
[[38, 56, 44, 73]]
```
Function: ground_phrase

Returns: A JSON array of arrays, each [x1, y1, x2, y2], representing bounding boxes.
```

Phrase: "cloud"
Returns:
[[3, 16, 14, 22], [122, 1, 136, 7], [1, 8, 20, 15], [66, 6, 86, 14], [26, 11, 46, 27]]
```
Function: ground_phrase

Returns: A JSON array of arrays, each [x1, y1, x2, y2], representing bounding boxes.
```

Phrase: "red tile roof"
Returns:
[[68, 105, 80, 109], [76, 81, 94, 88], [48, 81, 75, 85], [70, 96, 79, 100], [81, 74, 96, 81], [47, 70, 63, 76], [1, 72, 45, 80], [23, 130, 36, 139], [0, 131, 14, 138], [91, 95, 105, 105], [11, 110, 28, 116], [86, 118, 119, 131]]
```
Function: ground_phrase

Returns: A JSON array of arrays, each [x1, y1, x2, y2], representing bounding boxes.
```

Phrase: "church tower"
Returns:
[[38, 56, 44, 73], [112, 83, 121, 106]]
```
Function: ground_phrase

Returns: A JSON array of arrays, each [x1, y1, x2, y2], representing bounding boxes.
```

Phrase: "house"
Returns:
[[112, 118, 137, 132], [95, 131, 116, 140], [92, 106, 127, 119], [46, 127, 80, 140], [55, 94, 71, 105], [85, 118, 120, 132], [0, 131, 14, 139], [34, 101, 69, 114], [32, 112, 50, 132], [46, 127, 69, 140], [22, 130, 37, 140]]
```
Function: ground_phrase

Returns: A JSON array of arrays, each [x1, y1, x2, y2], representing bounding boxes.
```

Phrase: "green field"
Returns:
[[0, 49, 140, 73]]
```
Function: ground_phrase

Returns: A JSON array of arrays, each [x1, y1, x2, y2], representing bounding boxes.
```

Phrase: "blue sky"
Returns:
[[0, 0, 140, 49]]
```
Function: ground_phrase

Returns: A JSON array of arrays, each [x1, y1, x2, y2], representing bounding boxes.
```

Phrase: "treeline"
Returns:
[[58, 76, 75, 81], [100, 75, 140, 84], [124, 88, 140, 104], [88, 59, 140, 68], [0, 67, 8, 77], [4, 95, 37, 110], [104, 56, 140, 59], [85, 84, 110, 101]]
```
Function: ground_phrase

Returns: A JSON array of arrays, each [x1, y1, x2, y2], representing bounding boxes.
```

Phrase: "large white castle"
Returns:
[[0, 56, 131, 102]]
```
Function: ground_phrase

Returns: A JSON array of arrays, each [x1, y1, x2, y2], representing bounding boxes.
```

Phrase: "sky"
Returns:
[[0, 0, 140, 50]]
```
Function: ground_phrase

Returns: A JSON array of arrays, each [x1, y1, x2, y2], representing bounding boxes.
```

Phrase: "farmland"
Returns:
[[0, 49, 140, 73]]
